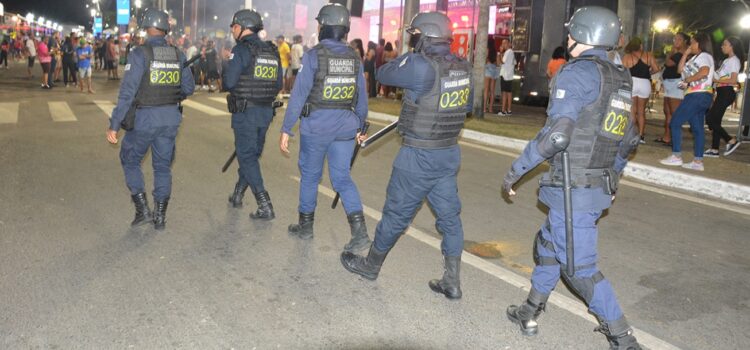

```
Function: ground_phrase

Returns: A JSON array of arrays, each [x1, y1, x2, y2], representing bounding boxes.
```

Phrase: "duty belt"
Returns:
[[402, 136, 458, 149], [540, 167, 618, 195]]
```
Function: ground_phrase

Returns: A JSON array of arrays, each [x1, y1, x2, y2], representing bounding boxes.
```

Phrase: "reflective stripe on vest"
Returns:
[[398, 53, 472, 149], [135, 44, 183, 107]]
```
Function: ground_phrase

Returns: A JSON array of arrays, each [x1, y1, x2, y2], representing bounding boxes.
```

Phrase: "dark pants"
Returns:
[[298, 136, 363, 215], [0, 51, 7, 67], [119, 125, 179, 201], [368, 73, 377, 98], [373, 147, 464, 257], [62, 59, 77, 85], [530, 208, 623, 322], [47, 57, 57, 86], [232, 107, 273, 195], [707, 86, 737, 149]]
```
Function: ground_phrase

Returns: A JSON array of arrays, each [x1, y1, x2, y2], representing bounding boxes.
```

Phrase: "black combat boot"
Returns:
[[130, 192, 152, 227], [428, 255, 463, 300], [340, 244, 389, 281], [288, 212, 314, 239], [228, 181, 248, 208], [506, 288, 549, 336], [343, 211, 371, 253], [595, 317, 642, 350], [153, 198, 169, 231], [249, 191, 275, 220]]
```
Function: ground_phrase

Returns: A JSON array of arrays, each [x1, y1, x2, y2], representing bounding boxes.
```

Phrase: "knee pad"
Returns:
[[561, 270, 604, 303]]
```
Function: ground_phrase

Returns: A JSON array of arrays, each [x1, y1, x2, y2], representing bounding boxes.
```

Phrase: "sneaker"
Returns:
[[703, 149, 720, 158], [681, 161, 704, 171], [506, 110, 512, 116], [659, 155, 683, 166], [497, 111, 507, 116], [638, 136, 646, 144], [724, 141, 740, 156]]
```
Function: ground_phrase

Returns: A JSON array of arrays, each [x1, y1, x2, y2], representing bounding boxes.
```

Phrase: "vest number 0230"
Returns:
[[603, 111, 627, 136], [323, 85, 355, 101], [150, 70, 180, 85], [439, 87, 470, 109]]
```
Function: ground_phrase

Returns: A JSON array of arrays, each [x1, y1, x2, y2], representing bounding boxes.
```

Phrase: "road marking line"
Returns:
[[366, 119, 749, 216], [182, 99, 229, 116], [290, 175, 680, 350], [93, 100, 116, 117], [0, 102, 19, 124], [48, 101, 77, 122], [208, 97, 227, 104]]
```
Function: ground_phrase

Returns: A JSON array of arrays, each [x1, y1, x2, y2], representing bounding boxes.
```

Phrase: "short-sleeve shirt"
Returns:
[[26, 39, 36, 57], [500, 49, 515, 81], [683, 52, 715, 94], [278, 41, 290, 68], [76, 46, 93, 69], [546, 58, 566, 78], [715, 56, 740, 87], [290, 43, 304, 69]]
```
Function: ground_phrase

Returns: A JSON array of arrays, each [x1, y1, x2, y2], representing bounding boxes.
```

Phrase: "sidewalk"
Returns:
[[366, 98, 750, 206]]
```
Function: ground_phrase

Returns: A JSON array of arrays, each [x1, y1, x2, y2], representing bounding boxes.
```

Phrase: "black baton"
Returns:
[[360, 120, 398, 149], [561, 150, 575, 277], [332, 122, 370, 209], [221, 151, 236, 173]]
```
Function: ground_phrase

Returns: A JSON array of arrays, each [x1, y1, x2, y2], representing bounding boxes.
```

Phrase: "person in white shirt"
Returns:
[[660, 32, 715, 171], [289, 35, 304, 91], [26, 37, 37, 78], [498, 39, 515, 115], [705, 36, 744, 157]]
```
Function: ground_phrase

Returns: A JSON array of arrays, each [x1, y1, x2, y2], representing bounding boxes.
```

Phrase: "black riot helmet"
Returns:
[[565, 6, 622, 49], [406, 12, 452, 40], [316, 3, 351, 28], [139, 8, 171, 34], [231, 9, 263, 34], [316, 4, 350, 41]]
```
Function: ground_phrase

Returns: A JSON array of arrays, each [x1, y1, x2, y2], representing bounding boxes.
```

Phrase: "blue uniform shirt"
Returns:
[[281, 39, 368, 141], [222, 33, 283, 94], [110, 36, 195, 131], [510, 48, 621, 211]]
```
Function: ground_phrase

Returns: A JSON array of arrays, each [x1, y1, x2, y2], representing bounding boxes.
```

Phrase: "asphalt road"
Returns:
[[1, 61, 749, 349]]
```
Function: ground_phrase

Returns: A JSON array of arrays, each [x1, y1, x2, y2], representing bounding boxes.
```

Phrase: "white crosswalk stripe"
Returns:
[[182, 99, 229, 116], [48, 101, 77, 122], [93, 100, 116, 117], [0, 102, 19, 124]]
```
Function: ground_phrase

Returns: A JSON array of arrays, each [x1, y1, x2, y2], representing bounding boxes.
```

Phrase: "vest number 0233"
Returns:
[[439, 87, 470, 109]]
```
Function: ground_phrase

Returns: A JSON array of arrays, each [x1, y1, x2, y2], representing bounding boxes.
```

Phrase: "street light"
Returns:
[[91, 9, 97, 18], [651, 18, 670, 53], [741, 14, 750, 28]]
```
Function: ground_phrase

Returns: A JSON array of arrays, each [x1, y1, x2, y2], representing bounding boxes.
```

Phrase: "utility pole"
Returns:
[[471, 0, 491, 118], [400, 0, 419, 54]]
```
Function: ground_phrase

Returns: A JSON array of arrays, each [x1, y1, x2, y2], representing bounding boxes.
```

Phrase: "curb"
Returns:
[[368, 111, 750, 206]]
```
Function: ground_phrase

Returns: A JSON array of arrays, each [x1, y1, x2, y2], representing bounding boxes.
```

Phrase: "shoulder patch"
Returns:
[[555, 89, 566, 99], [124, 64, 131, 71], [229, 53, 234, 60]]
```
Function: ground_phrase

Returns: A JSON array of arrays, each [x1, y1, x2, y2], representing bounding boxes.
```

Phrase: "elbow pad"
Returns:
[[536, 117, 574, 158]]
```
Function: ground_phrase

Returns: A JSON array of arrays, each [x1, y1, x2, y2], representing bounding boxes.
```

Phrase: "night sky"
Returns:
[[3, 0, 92, 27]]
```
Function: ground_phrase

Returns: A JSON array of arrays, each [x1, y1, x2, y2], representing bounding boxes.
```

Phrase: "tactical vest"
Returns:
[[305, 43, 360, 114], [231, 39, 282, 105], [542, 56, 633, 191], [134, 44, 183, 107], [398, 53, 472, 149]]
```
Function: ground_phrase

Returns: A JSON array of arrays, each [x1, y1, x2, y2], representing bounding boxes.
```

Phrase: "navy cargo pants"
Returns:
[[119, 125, 179, 202], [232, 106, 273, 195]]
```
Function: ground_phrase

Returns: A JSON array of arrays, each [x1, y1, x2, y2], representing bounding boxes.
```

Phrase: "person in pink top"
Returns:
[[37, 36, 52, 89]]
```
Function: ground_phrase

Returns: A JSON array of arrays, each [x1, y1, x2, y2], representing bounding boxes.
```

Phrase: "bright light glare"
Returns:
[[91, 9, 96, 17], [739, 73, 747, 82], [741, 14, 750, 29], [654, 19, 670, 32], [135, 0, 142, 8]]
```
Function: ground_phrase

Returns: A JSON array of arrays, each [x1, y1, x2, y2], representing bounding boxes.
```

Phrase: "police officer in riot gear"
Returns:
[[107, 8, 195, 230], [279, 3, 371, 253], [224, 9, 283, 220], [502, 7, 642, 349], [340, 12, 472, 300]]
